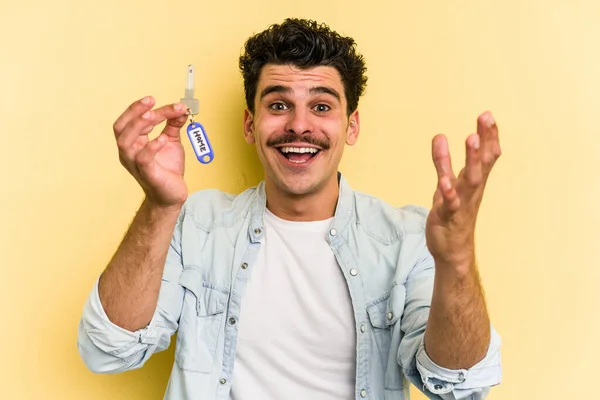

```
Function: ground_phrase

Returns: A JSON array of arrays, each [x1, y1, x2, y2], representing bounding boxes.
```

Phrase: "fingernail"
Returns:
[[473, 135, 480, 149], [142, 111, 151, 119], [157, 135, 165, 143], [141, 96, 150, 105], [174, 103, 183, 111], [487, 114, 496, 128]]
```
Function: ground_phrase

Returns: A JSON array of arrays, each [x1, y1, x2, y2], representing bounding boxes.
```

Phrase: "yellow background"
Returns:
[[1, 1, 598, 399]]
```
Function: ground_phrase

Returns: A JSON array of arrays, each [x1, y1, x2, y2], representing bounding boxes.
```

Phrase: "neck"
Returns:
[[265, 174, 339, 222]]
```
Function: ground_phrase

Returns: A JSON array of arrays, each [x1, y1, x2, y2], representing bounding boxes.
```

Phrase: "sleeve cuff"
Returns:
[[80, 278, 161, 358], [415, 325, 503, 396]]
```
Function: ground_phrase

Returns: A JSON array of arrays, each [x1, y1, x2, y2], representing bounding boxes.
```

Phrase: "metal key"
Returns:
[[180, 64, 199, 116]]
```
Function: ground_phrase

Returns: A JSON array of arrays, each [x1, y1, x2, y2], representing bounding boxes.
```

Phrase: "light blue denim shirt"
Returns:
[[77, 173, 502, 400]]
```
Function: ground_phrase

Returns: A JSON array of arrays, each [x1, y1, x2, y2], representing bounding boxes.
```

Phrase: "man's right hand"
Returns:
[[113, 96, 190, 208]]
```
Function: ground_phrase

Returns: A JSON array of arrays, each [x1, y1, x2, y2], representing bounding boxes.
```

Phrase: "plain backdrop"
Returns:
[[1, 1, 599, 399]]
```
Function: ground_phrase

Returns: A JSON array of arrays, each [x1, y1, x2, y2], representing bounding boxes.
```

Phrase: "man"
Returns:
[[78, 18, 502, 400]]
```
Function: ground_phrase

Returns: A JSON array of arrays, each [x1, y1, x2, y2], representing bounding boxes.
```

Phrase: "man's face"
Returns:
[[244, 64, 359, 196]]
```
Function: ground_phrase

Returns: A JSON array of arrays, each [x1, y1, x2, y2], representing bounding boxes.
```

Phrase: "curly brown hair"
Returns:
[[239, 18, 368, 116]]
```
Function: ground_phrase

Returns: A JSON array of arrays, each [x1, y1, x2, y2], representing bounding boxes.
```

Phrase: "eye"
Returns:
[[313, 104, 331, 113], [269, 102, 289, 111]]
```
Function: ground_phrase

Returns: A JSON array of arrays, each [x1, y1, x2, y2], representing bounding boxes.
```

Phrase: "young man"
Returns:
[[78, 18, 502, 400]]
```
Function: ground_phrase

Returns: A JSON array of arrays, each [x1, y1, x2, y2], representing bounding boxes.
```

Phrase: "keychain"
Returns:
[[180, 65, 214, 164]]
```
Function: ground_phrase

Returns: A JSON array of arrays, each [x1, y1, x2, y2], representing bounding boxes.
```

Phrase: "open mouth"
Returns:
[[277, 146, 321, 164]]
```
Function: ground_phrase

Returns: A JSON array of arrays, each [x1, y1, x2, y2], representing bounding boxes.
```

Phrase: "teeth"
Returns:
[[279, 147, 319, 154]]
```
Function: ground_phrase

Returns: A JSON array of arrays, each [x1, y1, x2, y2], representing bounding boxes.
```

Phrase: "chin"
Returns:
[[272, 173, 324, 197]]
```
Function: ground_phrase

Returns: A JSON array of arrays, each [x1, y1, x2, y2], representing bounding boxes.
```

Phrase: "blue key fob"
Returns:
[[186, 121, 214, 164]]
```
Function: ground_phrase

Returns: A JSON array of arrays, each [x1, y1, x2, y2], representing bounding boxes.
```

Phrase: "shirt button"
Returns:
[[254, 228, 262, 235], [360, 324, 365, 333], [387, 312, 393, 321], [434, 384, 443, 390], [458, 372, 465, 382], [360, 389, 367, 397], [329, 228, 337, 236], [229, 318, 236, 325], [241, 262, 248, 269], [349, 268, 358, 276], [220, 378, 227, 385]]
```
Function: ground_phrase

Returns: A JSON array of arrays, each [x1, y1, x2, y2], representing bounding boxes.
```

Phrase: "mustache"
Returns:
[[266, 132, 331, 150]]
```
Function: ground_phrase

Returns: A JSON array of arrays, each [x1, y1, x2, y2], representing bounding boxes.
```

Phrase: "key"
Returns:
[[180, 64, 199, 115], [179, 64, 214, 164]]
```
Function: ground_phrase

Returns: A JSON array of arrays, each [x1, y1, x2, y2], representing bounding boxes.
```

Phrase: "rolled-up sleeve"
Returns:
[[77, 213, 185, 374], [414, 326, 502, 399], [398, 241, 502, 399]]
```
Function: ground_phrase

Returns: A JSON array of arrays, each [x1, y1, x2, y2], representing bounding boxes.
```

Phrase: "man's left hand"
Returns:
[[426, 111, 501, 271]]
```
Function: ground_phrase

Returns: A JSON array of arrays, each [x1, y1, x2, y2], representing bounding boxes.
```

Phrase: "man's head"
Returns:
[[239, 18, 368, 198]]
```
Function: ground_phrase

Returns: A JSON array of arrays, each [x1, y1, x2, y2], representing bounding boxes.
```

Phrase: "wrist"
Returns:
[[433, 253, 477, 279], [141, 197, 184, 218]]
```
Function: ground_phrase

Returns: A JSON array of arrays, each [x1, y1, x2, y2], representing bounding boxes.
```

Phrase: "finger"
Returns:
[[135, 134, 168, 169], [431, 134, 456, 180], [113, 96, 155, 137], [476, 111, 501, 169], [116, 109, 156, 158], [149, 103, 189, 128], [161, 114, 190, 139], [438, 176, 461, 216], [117, 103, 189, 154], [433, 185, 442, 205], [464, 133, 483, 187]]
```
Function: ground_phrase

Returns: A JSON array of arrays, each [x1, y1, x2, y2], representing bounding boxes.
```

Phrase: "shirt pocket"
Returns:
[[175, 269, 228, 374], [366, 284, 407, 390]]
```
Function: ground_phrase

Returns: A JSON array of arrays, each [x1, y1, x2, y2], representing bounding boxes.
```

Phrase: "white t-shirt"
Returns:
[[230, 209, 356, 400]]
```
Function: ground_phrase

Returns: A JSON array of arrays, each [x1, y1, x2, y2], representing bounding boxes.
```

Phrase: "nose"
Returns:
[[285, 108, 313, 135]]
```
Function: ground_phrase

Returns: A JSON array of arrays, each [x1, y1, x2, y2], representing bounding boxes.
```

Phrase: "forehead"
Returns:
[[257, 64, 345, 95]]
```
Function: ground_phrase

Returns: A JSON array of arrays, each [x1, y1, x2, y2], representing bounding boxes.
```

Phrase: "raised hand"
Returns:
[[425, 111, 502, 270], [113, 96, 190, 208]]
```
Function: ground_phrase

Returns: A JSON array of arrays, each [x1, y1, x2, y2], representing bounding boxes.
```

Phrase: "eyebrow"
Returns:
[[310, 86, 341, 102], [259, 85, 341, 102]]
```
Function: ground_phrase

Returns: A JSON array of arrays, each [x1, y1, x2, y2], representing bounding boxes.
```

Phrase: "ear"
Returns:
[[243, 109, 255, 144], [346, 110, 360, 146]]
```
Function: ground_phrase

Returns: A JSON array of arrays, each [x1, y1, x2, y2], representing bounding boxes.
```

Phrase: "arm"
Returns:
[[398, 244, 502, 400], [398, 111, 503, 397], [424, 259, 490, 369], [98, 199, 182, 331], [424, 111, 501, 370], [77, 212, 185, 373], [77, 96, 191, 372], [98, 95, 188, 331]]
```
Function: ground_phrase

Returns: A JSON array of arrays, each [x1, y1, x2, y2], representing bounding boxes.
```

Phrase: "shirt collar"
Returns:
[[247, 171, 354, 244]]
